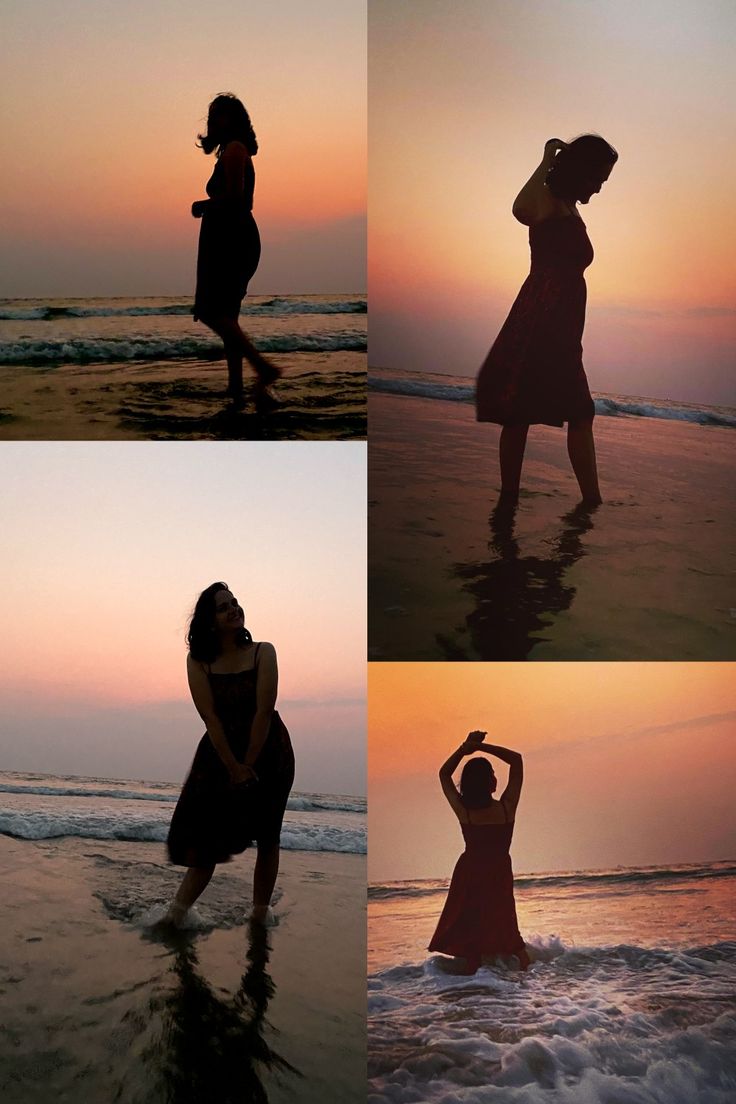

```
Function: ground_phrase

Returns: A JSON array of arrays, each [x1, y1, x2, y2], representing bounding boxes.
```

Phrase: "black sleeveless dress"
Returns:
[[193, 143, 261, 322], [428, 800, 528, 972], [167, 644, 295, 867], [476, 215, 596, 426]]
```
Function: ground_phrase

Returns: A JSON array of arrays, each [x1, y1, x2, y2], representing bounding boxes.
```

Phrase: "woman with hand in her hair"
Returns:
[[163, 583, 295, 927], [476, 134, 618, 507], [192, 93, 281, 407], [429, 732, 530, 974]]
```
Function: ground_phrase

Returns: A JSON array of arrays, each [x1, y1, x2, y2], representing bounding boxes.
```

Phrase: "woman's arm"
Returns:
[[476, 740, 524, 815], [243, 642, 278, 775], [191, 141, 248, 218], [512, 139, 566, 225], [438, 736, 479, 819], [186, 654, 241, 778]]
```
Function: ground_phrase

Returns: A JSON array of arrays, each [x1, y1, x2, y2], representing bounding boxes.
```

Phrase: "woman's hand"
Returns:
[[466, 730, 486, 746], [544, 138, 567, 156], [191, 200, 208, 218], [229, 763, 258, 786]]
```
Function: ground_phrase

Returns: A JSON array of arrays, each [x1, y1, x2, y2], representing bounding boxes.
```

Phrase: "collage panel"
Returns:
[[368, 0, 735, 661], [368, 661, 736, 1101], [0, 1, 366, 442], [0, 440, 366, 1102]]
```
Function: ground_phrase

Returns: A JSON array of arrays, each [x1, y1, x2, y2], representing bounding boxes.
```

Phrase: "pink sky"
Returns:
[[1, 0, 366, 296], [369, 0, 736, 405], [0, 442, 366, 795], [369, 662, 736, 880]]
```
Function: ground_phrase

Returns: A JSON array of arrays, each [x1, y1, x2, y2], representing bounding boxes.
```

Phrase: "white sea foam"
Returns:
[[368, 938, 736, 1103]]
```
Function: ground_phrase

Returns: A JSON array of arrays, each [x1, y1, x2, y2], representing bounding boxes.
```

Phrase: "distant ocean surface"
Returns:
[[369, 366, 736, 429], [0, 294, 366, 365], [0, 769, 365, 856], [369, 861, 736, 1102], [0, 295, 366, 439]]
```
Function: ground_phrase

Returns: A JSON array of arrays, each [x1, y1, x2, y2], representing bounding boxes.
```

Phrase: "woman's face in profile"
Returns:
[[580, 161, 615, 203], [214, 590, 244, 633]]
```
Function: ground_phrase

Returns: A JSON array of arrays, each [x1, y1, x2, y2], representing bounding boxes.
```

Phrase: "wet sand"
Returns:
[[0, 836, 365, 1103], [0, 352, 366, 441], [369, 392, 736, 660]]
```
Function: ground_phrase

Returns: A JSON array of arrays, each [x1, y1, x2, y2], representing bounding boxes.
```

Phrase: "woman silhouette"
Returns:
[[428, 732, 530, 974], [163, 583, 295, 927], [192, 94, 281, 406], [476, 134, 618, 506]]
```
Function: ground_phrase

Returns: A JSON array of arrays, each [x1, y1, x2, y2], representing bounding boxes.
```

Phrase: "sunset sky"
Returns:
[[369, 0, 736, 406], [369, 663, 736, 880], [0, 0, 366, 296], [0, 442, 366, 795]]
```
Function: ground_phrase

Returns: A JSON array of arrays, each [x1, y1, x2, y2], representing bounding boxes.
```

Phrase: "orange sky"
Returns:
[[369, 0, 736, 405], [1, 1, 366, 295], [369, 663, 736, 879]]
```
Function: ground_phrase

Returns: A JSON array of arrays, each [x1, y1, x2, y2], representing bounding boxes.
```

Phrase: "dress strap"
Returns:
[[500, 798, 508, 823], [253, 641, 261, 666]]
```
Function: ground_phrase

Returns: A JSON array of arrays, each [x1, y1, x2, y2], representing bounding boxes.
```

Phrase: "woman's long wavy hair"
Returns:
[[197, 93, 258, 157], [187, 582, 253, 663], [460, 758, 497, 809], [546, 133, 618, 201]]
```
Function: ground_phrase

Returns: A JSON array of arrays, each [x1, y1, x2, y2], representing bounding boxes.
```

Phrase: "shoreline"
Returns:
[[0, 835, 366, 1103], [369, 391, 736, 660]]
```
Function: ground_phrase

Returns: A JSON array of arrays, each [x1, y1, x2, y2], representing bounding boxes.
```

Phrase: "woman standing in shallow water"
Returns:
[[163, 583, 295, 927], [192, 93, 281, 407], [476, 134, 618, 507], [429, 732, 530, 974]]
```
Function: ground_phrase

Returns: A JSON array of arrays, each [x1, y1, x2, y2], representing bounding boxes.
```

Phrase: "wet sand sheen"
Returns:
[[0, 836, 365, 1103], [369, 392, 735, 660]]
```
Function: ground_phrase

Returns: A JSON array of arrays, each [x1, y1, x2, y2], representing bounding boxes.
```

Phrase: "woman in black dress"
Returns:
[[476, 134, 618, 507], [192, 94, 280, 406], [163, 583, 295, 927]]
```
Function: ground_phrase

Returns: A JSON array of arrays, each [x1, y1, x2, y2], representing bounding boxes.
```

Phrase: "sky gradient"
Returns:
[[369, 662, 736, 880], [369, 0, 736, 406], [0, 442, 366, 796], [1, 0, 366, 296]]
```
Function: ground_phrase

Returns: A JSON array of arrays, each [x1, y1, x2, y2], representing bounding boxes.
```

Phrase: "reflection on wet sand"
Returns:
[[120, 923, 302, 1103], [438, 502, 598, 660]]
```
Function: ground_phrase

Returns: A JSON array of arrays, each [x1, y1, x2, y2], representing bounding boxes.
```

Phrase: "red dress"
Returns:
[[428, 801, 528, 971], [476, 215, 595, 427]]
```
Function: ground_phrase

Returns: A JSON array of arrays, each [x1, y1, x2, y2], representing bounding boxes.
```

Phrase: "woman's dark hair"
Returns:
[[459, 758, 496, 809], [187, 581, 253, 663], [546, 134, 618, 201], [197, 93, 258, 157]]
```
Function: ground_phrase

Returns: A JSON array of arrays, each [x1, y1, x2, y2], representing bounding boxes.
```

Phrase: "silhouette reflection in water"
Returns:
[[437, 502, 598, 660], [127, 923, 301, 1103]]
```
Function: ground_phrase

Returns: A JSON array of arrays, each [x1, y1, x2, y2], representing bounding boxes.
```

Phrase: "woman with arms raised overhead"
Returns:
[[429, 732, 530, 974]]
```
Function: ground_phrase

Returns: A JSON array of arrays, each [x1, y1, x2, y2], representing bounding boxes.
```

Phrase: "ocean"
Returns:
[[368, 861, 736, 1102], [369, 366, 736, 430], [0, 294, 366, 439]]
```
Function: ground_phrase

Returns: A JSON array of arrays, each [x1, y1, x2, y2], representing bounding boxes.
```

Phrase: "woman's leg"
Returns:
[[164, 863, 216, 924], [499, 424, 530, 501], [567, 418, 602, 504], [252, 842, 280, 922], [201, 314, 281, 395]]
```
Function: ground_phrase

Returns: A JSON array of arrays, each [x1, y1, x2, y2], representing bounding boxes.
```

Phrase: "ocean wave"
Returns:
[[368, 374, 736, 428], [0, 781, 365, 815], [370, 862, 736, 901], [369, 937, 736, 1103], [0, 810, 365, 855], [0, 298, 366, 321], [0, 331, 366, 365]]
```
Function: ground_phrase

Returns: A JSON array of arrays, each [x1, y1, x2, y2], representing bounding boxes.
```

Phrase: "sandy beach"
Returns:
[[369, 391, 736, 660], [0, 352, 365, 441], [0, 836, 365, 1103]]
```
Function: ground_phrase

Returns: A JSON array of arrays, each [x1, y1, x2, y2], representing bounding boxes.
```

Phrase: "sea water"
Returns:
[[369, 863, 736, 1102]]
